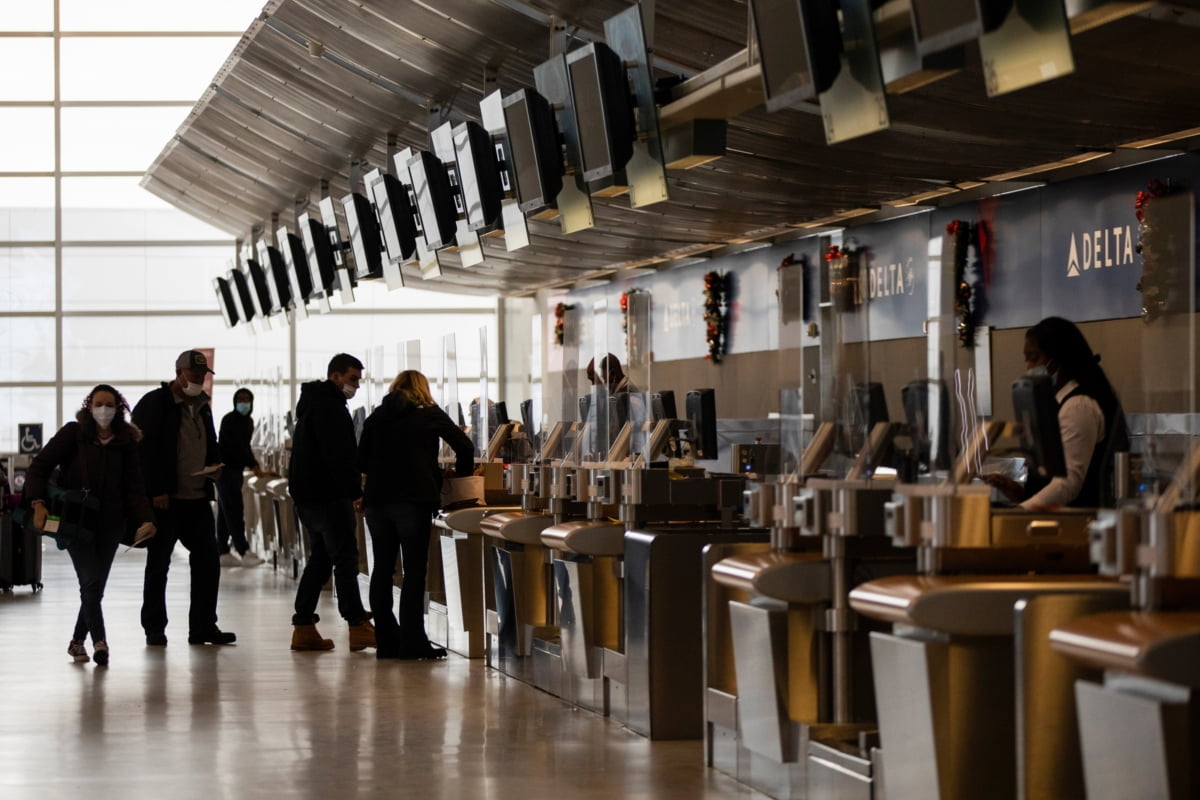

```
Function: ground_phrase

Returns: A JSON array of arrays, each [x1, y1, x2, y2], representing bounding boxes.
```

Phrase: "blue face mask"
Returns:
[[236, 402, 252, 416]]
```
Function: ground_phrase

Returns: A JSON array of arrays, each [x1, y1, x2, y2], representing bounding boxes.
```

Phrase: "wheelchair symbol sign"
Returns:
[[18, 423, 43, 454]]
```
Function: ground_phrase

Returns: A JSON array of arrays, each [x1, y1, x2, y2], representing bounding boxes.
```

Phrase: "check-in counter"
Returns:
[[479, 510, 557, 682], [245, 473, 276, 568], [538, 518, 625, 714], [850, 573, 1129, 800], [428, 505, 518, 658], [265, 477, 303, 578]]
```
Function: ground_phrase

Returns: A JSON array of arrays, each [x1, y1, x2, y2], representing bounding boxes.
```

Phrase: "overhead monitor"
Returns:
[[276, 227, 316, 304], [566, 41, 636, 183], [502, 87, 564, 213], [255, 240, 293, 311], [213, 276, 238, 328], [317, 197, 349, 271], [228, 267, 256, 323], [244, 257, 277, 315], [452, 120, 503, 231], [910, 0, 979, 56], [749, 0, 817, 111], [406, 149, 458, 250], [341, 191, 384, 280], [299, 212, 338, 296], [366, 170, 418, 264]]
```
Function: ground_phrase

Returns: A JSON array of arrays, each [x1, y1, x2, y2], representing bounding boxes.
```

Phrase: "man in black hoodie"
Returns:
[[132, 350, 235, 647], [288, 353, 375, 652]]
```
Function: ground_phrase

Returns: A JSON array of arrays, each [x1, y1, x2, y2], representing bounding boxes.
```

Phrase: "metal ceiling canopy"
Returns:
[[143, 1, 1200, 296]]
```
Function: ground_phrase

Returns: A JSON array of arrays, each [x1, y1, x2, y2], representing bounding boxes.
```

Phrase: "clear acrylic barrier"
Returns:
[[624, 289, 652, 460], [585, 298, 611, 462], [441, 332, 460, 429], [542, 302, 581, 463], [778, 252, 808, 477], [473, 325, 490, 458]]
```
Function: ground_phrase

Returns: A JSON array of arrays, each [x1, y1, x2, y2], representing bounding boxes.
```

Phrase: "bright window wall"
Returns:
[[0, 6, 499, 452]]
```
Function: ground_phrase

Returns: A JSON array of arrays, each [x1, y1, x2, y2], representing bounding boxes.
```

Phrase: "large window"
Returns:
[[0, 8, 499, 452]]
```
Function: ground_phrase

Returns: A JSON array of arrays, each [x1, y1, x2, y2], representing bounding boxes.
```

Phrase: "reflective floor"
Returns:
[[0, 546, 762, 800]]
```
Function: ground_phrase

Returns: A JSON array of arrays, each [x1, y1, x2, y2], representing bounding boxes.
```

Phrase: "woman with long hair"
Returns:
[[991, 317, 1129, 508], [357, 370, 474, 660], [25, 385, 156, 665]]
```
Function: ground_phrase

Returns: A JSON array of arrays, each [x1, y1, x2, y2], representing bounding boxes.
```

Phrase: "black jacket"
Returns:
[[25, 420, 154, 529], [132, 383, 221, 500], [357, 390, 475, 508], [218, 410, 259, 471], [289, 379, 361, 504]]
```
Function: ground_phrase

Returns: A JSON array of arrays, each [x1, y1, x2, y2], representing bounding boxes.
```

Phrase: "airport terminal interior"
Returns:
[[2, 1, 1200, 798]]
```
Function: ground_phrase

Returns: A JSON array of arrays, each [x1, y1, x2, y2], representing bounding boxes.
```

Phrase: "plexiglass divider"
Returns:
[[474, 325, 490, 458], [586, 298, 611, 463], [624, 290, 652, 462]]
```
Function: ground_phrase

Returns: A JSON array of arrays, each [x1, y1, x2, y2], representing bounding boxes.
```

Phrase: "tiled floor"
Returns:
[[0, 545, 762, 800]]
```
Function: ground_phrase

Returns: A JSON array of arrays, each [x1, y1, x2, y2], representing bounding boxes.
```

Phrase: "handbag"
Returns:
[[439, 475, 485, 511], [42, 440, 101, 550]]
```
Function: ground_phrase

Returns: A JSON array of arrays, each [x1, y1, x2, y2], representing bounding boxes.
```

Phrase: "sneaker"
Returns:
[[239, 551, 265, 567], [68, 639, 90, 663], [146, 632, 168, 646], [93, 641, 109, 666], [219, 552, 241, 567], [188, 628, 237, 645]]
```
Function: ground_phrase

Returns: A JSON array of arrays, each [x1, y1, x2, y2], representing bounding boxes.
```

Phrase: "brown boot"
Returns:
[[348, 619, 376, 652], [291, 624, 335, 651]]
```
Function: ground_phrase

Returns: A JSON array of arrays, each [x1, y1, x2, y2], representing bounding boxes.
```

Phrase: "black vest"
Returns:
[[1026, 385, 1122, 508]]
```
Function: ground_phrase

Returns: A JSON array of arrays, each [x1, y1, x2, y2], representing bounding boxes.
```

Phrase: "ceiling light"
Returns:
[[983, 151, 1111, 182], [1122, 127, 1200, 149]]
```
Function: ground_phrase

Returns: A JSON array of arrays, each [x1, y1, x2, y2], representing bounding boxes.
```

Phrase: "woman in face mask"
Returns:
[[987, 317, 1129, 509], [24, 385, 156, 666]]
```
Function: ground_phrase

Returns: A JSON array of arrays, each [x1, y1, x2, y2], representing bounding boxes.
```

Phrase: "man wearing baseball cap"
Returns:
[[131, 349, 236, 646]]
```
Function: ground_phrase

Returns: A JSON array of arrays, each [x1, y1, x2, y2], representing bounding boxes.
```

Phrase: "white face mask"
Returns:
[[1026, 365, 1050, 378], [181, 380, 204, 397], [92, 406, 116, 428], [341, 383, 357, 400]]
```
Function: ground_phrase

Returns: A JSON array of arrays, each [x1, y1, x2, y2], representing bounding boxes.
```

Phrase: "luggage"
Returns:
[[0, 511, 43, 592]]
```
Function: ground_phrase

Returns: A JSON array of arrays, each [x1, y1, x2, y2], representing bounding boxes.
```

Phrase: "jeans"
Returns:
[[215, 471, 250, 555], [365, 502, 436, 651], [292, 500, 366, 626], [142, 498, 221, 636], [67, 522, 122, 643]]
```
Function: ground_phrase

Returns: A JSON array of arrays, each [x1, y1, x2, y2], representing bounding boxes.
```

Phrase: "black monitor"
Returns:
[[366, 170, 418, 263], [610, 393, 629, 430], [491, 401, 510, 427], [578, 394, 591, 424], [566, 42, 636, 183], [651, 390, 677, 422], [1011, 375, 1067, 480], [519, 398, 535, 432], [911, 0, 979, 56], [213, 276, 239, 328], [341, 191, 384, 280], [799, 0, 844, 95], [228, 267, 256, 323], [407, 150, 458, 250], [856, 382, 889, 427], [502, 88, 564, 213], [686, 389, 718, 460], [299, 213, 338, 296], [317, 196, 350, 274], [277, 227, 316, 303], [256, 240, 293, 311], [750, 0, 817, 111], [453, 120, 503, 231], [245, 258, 277, 315], [902, 379, 950, 472]]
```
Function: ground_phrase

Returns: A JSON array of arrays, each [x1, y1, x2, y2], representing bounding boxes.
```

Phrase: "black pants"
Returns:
[[365, 502, 435, 651], [215, 471, 250, 555], [67, 522, 122, 643], [141, 498, 221, 636], [292, 500, 366, 626]]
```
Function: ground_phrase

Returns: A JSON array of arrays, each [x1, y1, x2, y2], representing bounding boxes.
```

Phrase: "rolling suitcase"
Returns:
[[0, 510, 43, 592]]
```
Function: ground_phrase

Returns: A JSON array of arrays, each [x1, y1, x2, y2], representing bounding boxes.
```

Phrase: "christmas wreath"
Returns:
[[553, 302, 574, 346], [1134, 179, 1181, 322], [703, 271, 729, 362]]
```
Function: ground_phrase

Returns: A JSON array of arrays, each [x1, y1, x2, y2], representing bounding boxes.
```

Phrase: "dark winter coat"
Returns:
[[357, 390, 475, 508], [25, 419, 154, 529], [288, 379, 361, 504], [131, 383, 220, 500], [218, 410, 259, 471]]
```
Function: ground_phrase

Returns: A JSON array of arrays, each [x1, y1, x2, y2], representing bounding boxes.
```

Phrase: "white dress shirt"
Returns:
[[1021, 379, 1104, 509]]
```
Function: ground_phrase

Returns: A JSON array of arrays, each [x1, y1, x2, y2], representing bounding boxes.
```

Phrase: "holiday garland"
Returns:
[[553, 302, 574, 346], [1134, 179, 1179, 322], [703, 271, 729, 362], [945, 220, 986, 348]]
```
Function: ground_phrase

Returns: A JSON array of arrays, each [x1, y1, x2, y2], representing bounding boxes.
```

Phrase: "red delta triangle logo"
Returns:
[[1066, 225, 1136, 278]]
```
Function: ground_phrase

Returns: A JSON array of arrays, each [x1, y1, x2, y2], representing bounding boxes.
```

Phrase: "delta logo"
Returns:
[[1066, 225, 1135, 277]]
